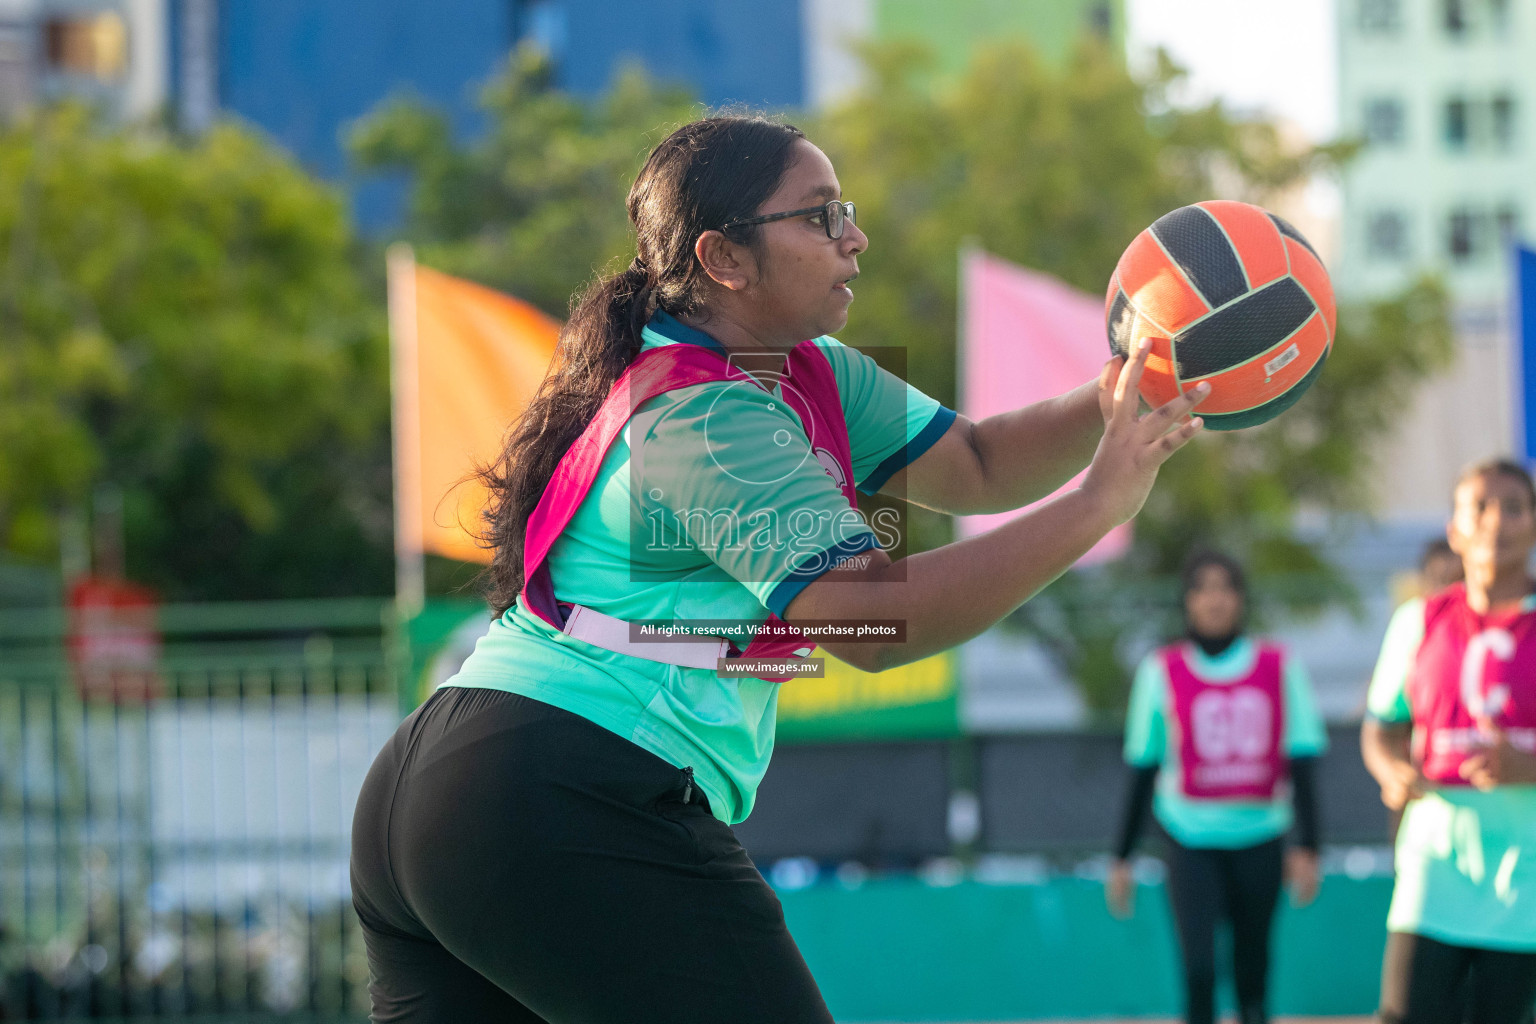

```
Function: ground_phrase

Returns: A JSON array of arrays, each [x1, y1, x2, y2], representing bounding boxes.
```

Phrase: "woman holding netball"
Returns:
[[1107, 549, 1327, 1024], [350, 114, 1207, 1022], [1363, 458, 1536, 1024]]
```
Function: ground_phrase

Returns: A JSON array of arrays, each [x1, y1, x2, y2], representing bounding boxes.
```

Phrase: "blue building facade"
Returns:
[[179, 0, 807, 226], [214, 0, 519, 178], [520, 0, 804, 110], [18, 0, 1116, 226]]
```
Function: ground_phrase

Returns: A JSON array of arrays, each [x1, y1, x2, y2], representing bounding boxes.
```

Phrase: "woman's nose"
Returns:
[[844, 221, 868, 255]]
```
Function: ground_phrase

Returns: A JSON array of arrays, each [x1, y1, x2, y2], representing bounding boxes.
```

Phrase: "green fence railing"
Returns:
[[0, 599, 400, 1021]]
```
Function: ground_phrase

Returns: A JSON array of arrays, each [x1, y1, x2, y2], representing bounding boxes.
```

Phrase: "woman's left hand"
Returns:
[[1285, 848, 1320, 908], [1460, 726, 1536, 789]]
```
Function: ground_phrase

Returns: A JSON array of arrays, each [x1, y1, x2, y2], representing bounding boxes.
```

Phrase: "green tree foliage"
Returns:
[[350, 47, 698, 318], [817, 43, 1357, 402], [355, 41, 1450, 713], [350, 48, 699, 597], [0, 105, 392, 600]]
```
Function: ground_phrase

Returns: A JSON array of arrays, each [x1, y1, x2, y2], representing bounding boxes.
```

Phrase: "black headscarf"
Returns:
[[1180, 549, 1247, 657]]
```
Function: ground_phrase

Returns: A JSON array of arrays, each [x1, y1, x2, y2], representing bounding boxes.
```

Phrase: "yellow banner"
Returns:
[[777, 649, 959, 740]]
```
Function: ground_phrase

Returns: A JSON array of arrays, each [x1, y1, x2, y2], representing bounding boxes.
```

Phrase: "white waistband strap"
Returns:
[[562, 604, 732, 671]]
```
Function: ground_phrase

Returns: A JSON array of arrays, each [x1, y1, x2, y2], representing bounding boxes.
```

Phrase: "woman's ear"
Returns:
[[695, 230, 755, 292]]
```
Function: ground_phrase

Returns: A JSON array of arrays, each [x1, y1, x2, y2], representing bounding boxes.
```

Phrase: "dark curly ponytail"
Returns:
[[479, 115, 805, 614]]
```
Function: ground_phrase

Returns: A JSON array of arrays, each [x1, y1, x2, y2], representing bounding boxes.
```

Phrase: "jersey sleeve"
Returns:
[[1123, 652, 1168, 768], [1280, 650, 1329, 757], [630, 382, 880, 618], [1366, 598, 1426, 724], [815, 337, 957, 494]]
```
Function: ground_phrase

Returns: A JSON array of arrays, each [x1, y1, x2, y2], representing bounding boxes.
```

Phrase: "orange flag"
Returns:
[[388, 246, 560, 607]]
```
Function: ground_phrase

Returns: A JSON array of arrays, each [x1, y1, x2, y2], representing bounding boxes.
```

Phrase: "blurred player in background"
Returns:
[[1109, 549, 1326, 1024], [1418, 537, 1465, 596], [1363, 459, 1536, 1024], [1382, 537, 1465, 845]]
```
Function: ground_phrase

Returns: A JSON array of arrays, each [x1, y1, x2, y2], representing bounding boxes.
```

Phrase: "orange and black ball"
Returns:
[[1105, 200, 1335, 430]]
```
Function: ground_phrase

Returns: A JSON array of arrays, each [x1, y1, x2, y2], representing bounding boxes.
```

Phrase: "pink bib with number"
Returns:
[[1164, 642, 1287, 800], [1409, 584, 1536, 785]]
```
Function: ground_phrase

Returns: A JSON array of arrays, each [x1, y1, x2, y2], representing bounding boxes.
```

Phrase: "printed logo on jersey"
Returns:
[[814, 447, 847, 490]]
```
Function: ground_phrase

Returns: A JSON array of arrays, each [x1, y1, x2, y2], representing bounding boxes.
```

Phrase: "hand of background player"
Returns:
[[1285, 848, 1320, 908], [1460, 725, 1536, 789], [1081, 337, 1208, 528], [1105, 859, 1135, 919], [1378, 760, 1426, 810]]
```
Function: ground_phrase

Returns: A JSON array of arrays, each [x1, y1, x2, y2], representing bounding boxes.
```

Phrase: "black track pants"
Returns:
[[350, 686, 834, 1024], [1165, 837, 1285, 1024], [1379, 931, 1536, 1024]]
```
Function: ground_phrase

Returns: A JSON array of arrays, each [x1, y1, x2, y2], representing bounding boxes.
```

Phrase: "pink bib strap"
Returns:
[[521, 345, 732, 608], [517, 337, 858, 681]]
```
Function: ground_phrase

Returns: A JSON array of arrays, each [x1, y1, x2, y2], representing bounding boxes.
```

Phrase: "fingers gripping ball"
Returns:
[[1105, 201, 1335, 430]]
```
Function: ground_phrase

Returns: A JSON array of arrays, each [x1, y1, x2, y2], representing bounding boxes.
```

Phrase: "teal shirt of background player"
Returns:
[[1367, 596, 1536, 951], [444, 311, 956, 825], [1122, 636, 1328, 848]]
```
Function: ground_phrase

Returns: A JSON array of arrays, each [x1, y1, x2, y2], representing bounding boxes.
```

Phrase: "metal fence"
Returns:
[[0, 600, 398, 1021]]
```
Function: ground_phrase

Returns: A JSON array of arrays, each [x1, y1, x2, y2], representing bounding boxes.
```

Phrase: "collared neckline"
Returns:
[[645, 310, 729, 359]]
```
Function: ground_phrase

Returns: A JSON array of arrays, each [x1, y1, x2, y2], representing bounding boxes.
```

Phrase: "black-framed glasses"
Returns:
[[722, 200, 857, 240]]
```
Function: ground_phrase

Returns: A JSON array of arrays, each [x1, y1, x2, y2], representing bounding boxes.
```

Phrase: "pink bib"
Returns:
[[1409, 584, 1536, 785], [519, 339, 857, 682], [1164, 642, 1287, 800]]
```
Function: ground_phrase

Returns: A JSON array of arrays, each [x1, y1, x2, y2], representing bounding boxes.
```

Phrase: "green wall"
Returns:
[[781, 875, 1392, 1021], [874, 0, 1125, 74]]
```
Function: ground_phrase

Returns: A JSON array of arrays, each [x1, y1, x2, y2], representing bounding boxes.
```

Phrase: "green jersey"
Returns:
[[445, 312, 954, 823]]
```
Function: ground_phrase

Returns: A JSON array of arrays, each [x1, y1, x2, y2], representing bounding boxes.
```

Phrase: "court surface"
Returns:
[[868, 1018, 1375, 1024]]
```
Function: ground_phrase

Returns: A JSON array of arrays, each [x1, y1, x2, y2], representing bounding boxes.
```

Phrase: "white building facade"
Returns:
[[1337, 0, 1535, 518], [0, 0, 167, 122]]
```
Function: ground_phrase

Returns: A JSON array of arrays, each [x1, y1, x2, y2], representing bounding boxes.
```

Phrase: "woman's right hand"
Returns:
[[1081, 337, 1209, 528], [1379, 760, 1426, 810], [1106, 859, 1135, 919]]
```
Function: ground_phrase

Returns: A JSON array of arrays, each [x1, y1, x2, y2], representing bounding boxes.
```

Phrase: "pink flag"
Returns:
[[957, 249, 1130, 563]]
